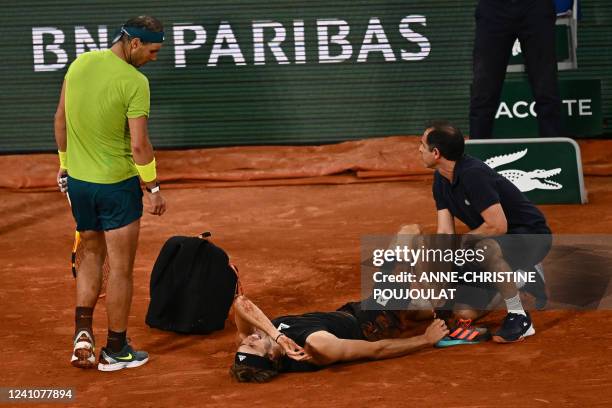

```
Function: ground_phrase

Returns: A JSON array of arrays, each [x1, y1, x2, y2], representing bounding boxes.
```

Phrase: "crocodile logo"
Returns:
[[485, 149, 562, 192]]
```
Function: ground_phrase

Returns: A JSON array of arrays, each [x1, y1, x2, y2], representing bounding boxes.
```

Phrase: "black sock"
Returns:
[[75, 307, 94, 336], [106, 330, 127, 353]]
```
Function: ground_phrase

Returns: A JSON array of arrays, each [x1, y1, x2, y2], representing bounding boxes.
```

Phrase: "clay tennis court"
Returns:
[[1, 137, 611, 407]]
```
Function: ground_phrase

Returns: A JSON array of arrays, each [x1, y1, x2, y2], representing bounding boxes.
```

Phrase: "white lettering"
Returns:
[[357, 17, 396, 63], [173, 25, 207, 68], [32, 27, 68, 72], [74, 25, 108, 56], [578, 99, 592, 116], [253, 21, 289, 65], [497, 101, 538, 118], [33, 16, 435, 71], [207, 22, 245, 67], [563, 99, 577, 116], [513, 101, 529, 118], [373, 288, 457, 301], [317, 19, 352, 63], [372, 272, 416, 283], [399, 15, 431, 61], [294, 20, 306, 64], [495, 102, 513, 119]]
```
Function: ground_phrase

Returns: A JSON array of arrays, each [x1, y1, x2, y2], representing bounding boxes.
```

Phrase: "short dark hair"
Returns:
[[229, 362, 279, 383], [120, 15, 164, 43], [425, 121, 465, 161]]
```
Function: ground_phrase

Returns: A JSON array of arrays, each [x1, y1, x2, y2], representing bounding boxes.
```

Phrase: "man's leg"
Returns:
[[72, 230, 106, 369], [339, 301, 433, 342], [519, 0, 562, 138], [469, 0, 516, 139], [97, 219, 149, 371], [474, 238, 535, 343], [104, 219, 139, 336], [76, 230, 106, 306]]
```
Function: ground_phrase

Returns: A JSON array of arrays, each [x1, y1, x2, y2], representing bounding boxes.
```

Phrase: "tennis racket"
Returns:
[[66, 188, 110, 298]]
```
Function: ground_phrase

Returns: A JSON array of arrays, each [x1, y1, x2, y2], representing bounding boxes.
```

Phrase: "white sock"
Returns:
[[504, 293, 526, 316]]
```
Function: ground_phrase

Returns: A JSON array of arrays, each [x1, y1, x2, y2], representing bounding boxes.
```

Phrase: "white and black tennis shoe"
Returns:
[[493, 312, 536, 343]]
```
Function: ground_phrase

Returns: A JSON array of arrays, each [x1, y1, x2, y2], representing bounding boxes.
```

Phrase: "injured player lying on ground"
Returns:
[[229, 294, 448, 383]]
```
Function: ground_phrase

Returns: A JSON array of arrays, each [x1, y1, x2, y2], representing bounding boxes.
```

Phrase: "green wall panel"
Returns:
[[0, 1, 610, 152]]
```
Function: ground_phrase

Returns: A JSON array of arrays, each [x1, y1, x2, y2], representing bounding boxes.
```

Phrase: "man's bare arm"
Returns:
[[467, 203, 507, 236], [305, 319, 448, 365], [128, 117, 156, 188], [128, 116, 166, 216], [54, 81, 67, 152], [233, 295, 283, 341], [54, 80, 68, 191], [436, 209, 455, 234], [233, 295, 309, 360]]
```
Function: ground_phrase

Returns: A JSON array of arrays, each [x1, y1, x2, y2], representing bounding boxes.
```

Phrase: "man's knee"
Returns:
[[452, 307, 481, 321], [392, 224, 423, 251], [474, 238, 504, 268], [398, 224, 422, 235]]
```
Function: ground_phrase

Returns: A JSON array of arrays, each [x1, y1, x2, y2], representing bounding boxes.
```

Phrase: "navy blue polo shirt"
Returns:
[[433, 155, 550, 234]]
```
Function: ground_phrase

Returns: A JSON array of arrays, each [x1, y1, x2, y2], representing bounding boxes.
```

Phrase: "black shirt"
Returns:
[[433, 155, 550, 234], [271, 311, 364, 372]]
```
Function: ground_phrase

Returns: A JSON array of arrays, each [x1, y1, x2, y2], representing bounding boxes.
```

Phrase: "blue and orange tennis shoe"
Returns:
[[97, 343, 149, 372], [435, 318, 491, 348]]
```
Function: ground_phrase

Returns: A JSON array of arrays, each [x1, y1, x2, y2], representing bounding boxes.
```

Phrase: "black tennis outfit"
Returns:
[[272, 303, 413, 372]]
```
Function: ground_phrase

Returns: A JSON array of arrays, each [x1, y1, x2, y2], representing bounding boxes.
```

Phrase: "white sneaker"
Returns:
[[71, 330, 96, 369]]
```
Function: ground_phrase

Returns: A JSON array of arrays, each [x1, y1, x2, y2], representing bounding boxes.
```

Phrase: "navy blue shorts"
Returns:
[[67, 176, 143, 232], [453, 233, 552, 309]]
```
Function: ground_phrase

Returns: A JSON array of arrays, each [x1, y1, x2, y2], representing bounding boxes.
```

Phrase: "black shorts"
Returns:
[[488, 233, 552, 271], [68, 176, 143, 231], [337, 301, 418, 341], [453, 233, 552, 309]]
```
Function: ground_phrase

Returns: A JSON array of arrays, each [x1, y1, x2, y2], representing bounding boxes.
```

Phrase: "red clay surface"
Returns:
[[1, 137, 611, 407]]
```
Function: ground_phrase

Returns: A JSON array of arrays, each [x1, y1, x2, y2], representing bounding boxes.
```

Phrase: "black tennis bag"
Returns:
[[145, 236, 238, 334]]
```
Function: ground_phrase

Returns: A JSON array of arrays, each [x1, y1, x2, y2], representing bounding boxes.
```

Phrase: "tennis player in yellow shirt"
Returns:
[[54, 15, 166, 371]]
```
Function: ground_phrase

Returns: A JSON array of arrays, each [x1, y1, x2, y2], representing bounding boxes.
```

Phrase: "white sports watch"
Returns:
[[146, 183, 160, 194]]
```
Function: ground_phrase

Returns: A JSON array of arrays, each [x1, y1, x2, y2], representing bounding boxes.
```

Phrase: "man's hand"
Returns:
[[146, 191, 166, 216], [57, 168, 68, 193], [423, 319, 449, 345], [388, 224, 422, 251], [276, 334, 311, 361], [461, 233, 482, 249]]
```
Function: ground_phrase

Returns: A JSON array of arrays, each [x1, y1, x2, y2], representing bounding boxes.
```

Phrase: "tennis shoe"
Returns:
[[98, 343, 149, 372], [435, 319, 491, 348], [493, 312, 535, 343], [71, 330, 96, 369]]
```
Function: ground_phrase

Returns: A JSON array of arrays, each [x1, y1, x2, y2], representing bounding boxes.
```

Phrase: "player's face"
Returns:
[[419, 128, 437, 168], [131, 41, 162, 67], [237, 332, 275, 358]]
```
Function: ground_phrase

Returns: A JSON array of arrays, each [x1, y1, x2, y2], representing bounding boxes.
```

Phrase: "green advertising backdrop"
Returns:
[[494, 79, 603, 138], [465, 139, 586, 205], [0, 1, 610, 152]]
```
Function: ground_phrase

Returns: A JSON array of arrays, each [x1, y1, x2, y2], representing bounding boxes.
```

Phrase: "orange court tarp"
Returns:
[[2, 136, 610, 191]]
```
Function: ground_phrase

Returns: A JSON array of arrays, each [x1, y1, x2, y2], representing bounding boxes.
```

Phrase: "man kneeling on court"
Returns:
[[229, 295, 448, 382]]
